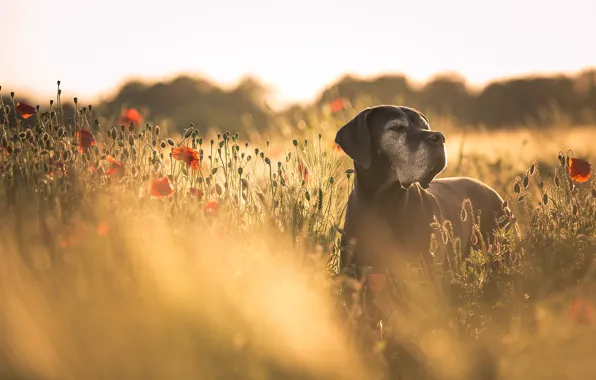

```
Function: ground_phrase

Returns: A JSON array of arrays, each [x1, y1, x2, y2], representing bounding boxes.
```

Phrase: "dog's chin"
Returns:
[[418, 154, 447, 189]]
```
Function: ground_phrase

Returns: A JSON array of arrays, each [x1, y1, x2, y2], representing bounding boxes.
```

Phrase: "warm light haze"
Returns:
[[2, 0, 595, 107]]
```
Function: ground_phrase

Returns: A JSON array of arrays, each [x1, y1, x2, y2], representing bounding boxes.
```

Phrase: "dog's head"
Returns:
[[335, 105, 447, 189]]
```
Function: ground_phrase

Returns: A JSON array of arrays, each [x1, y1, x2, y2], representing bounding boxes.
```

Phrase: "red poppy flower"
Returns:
[[120, 108, 142, 126], [97, 221, 109, 236], [75, 128, 96, 154], [58, 224, 80, 248], [150, 176, 175, 198], [104, 155, 125, 178], [367, 274, 387, 292], [569, 297, 596, 325], [569, 157, 591, 183], [172, 146, 201, 170], [16, 102, 36, 119], [48, 156, 65, 177], [330, 98, 345, 114], [204, 201, 219, 214], [189, 187, 204, 200], [297, 161, 309, 183]]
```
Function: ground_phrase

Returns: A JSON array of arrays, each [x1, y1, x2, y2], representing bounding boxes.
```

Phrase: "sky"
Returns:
[[2, 0, 596, 108]]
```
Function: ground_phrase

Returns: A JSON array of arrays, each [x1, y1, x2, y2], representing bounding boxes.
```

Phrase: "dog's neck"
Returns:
[[352, 158, 407, 203]]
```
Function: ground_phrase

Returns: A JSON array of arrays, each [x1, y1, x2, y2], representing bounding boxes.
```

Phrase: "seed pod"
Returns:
[[523, 175, 529, 188], [514, 183, 521, 194], [542, 193, 549, 205]]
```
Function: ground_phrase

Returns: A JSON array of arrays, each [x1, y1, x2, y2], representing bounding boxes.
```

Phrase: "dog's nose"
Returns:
[[426, 131, 445, 146]]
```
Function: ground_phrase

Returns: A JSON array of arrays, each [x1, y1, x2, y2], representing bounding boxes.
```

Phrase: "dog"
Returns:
[[335, 105, 509, 278]]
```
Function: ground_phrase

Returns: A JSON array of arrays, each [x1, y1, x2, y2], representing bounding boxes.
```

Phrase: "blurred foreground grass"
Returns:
[[1, 88, 596, 380]]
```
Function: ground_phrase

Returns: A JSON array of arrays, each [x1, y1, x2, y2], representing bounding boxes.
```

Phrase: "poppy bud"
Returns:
[[128, 134, 135, 147], [73, 97, 78, 104], [155, 125, 160, 136], [160, 141, 166, 149], [167, 138, 175, 147], [129, 122, 135, 132], [184, 127, 194, 139]]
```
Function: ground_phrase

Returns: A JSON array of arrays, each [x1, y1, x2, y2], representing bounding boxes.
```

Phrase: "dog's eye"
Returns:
[[388, 124, 405, 132]]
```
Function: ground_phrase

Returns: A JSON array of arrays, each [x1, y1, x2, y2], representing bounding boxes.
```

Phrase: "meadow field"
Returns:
[[1, 87, 596, 380]]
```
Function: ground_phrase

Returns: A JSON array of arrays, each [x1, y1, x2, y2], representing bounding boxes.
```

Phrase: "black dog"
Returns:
[[335, 105, 508, 276]]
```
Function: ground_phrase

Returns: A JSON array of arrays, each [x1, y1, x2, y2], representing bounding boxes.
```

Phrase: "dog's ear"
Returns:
[[335, 108, 374, 169]]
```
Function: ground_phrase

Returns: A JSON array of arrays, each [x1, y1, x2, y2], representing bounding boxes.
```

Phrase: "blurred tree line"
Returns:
[[3, 68, 595, 135], [312, 69, 596, 128]]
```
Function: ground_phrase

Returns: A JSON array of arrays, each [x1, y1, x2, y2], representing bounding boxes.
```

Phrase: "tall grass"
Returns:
[[1, 85, 596, 380]]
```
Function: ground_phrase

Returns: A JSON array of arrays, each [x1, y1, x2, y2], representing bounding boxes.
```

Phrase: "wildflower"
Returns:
[[150, 176, 175, 198], [189, 187, 204, 200], [16, 102, 36, 119], [330, 98, 345, 114], [204, 200, 219, 214], [569, 297, 596, 325], [172, 146, 201, 170], [120, 108, 141, 126], [75, 128, 96, 154], [97, 221, 109, 236], [103, 155, 125, 178], [569, 157, 591, 183], [58, 224, 79, 248], [48, 156, 65, 177], [297, 161, 309, 183]]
